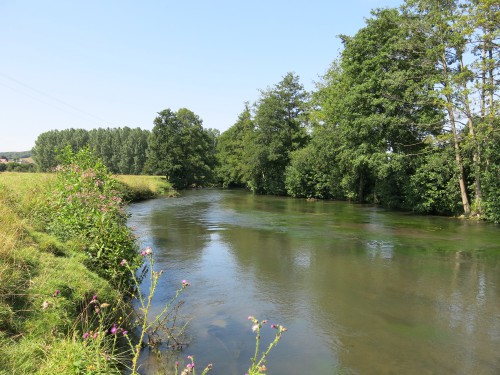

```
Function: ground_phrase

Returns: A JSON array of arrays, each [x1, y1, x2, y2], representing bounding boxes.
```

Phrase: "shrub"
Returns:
[[45, 146, 141, 288]]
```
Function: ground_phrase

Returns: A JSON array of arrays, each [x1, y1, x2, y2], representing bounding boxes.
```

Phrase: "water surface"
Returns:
[[128, 190, 500, 374]]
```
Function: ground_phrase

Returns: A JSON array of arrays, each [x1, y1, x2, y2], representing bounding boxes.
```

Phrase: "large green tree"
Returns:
[[243, 72, 310, 195], [144, 108, 215, 188], [299, 9, 443, 205], [216, 103, 254, 187]]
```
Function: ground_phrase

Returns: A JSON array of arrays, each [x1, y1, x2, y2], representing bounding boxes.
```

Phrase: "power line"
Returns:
[[0, 72, 116, 127]]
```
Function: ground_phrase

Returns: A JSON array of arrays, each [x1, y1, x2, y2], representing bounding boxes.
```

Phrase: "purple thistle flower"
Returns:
[[110, 324, 117, 334], [83, 332, 90, 339], [53, 289, 60, 297]]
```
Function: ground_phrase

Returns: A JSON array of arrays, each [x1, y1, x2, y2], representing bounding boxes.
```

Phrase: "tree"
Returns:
[[308, 9, 443, 205], [144, 108, 215, 188], [404, 0, 476, 215], [216, 103, 254, 187], [243, 73, 310, 195]]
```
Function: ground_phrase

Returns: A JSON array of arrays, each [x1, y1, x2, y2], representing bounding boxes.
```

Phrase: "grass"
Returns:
[[0, 172, 171, 374], [115, 175, 177, 201]]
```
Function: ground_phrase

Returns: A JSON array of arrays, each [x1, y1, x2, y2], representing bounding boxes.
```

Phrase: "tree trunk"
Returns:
[[447, 104, 471, 216], [459, 56, 482, 214], [441, 53, 470, 217]]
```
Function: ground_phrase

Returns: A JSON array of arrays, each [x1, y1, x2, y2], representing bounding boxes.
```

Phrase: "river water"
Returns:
[[128, 189, 500, 375]]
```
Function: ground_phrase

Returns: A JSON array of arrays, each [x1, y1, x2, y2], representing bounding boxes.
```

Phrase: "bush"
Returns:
[[45, 146, 141, 288]]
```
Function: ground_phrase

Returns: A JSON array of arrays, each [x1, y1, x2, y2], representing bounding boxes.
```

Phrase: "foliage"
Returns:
[[285, 126, 343, 199], [45, 146, 141, 288], [0, 162, 36, 172], [243, 72, 310, 195], [0, 150, 32, 159], [33, 127, 150, 174], [481, 125, 500, 222], [216, 103, 254, 188], [406, 144, 463, 215], [144, 108, 217, 188]]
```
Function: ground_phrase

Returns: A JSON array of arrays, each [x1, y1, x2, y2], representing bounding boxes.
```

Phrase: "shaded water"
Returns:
[[128, 190, 500, 374]]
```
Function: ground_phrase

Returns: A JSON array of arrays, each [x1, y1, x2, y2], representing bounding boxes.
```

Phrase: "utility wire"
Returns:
[[0, 72, 116, 127]]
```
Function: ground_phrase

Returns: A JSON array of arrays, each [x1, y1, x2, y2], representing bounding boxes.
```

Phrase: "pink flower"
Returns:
[[120, 259, 127, 266], [83, 332, 90, 339], [182, 280, 190, 287], [110, 324, 117, 334], [53, 289, 60, 297]]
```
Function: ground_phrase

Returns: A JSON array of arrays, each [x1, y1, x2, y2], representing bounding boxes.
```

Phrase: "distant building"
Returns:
[[0, 156, 9, 163]]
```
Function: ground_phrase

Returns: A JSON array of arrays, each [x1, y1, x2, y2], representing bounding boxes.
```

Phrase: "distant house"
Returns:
[[0, 156, 9, 163]]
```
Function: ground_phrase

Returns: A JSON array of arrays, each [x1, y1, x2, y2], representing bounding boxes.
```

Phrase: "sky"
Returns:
[[0, 0, 403, 152]]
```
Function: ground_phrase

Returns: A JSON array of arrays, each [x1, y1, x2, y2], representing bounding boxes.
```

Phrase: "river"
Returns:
[[128, 189, 500, 375]]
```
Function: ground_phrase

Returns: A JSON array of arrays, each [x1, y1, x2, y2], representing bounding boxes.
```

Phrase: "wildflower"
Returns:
[[186, 363, 194, 370], [110, 324, 118, 334], [141, 247, 152, 256], [252, 324, 259, 332], [53, 289, 60, 297], [42, 300, 50, 309], [122, 330, 128, 336], [83, 332, 90, 339], [120, 259, 127, 266], [101, 303, 110, 308], [175, 361, 179, 368], [182, 280, 190, 287], [92, 332, 99, 339]]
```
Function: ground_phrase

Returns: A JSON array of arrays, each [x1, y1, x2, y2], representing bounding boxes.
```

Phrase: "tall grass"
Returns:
[[115, 175, 177, 201], [0, 170, 134, 373]]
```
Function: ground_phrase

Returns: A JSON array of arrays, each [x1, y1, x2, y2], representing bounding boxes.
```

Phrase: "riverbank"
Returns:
[[0, 171, 173, 373]]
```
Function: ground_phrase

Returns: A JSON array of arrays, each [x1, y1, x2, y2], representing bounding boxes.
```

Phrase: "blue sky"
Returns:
[[0, 0, 403, 151]]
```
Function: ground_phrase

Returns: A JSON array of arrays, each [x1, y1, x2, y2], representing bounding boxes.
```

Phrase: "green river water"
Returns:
[[128, 189, 500, 375]]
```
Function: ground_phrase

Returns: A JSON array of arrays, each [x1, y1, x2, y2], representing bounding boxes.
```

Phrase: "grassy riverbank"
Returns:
[[0, 171, 172, 373]]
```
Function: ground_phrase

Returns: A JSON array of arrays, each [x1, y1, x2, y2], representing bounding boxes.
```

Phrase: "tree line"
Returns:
[[33, 0, 499, 222], [33, 110, 219, 189]]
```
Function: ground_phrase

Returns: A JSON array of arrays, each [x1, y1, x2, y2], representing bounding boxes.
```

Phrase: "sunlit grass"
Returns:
[[115, 174, 177, 200]]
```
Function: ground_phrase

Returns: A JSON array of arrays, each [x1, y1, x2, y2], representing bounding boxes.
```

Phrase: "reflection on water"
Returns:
[[128, 190, 500, 375]]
